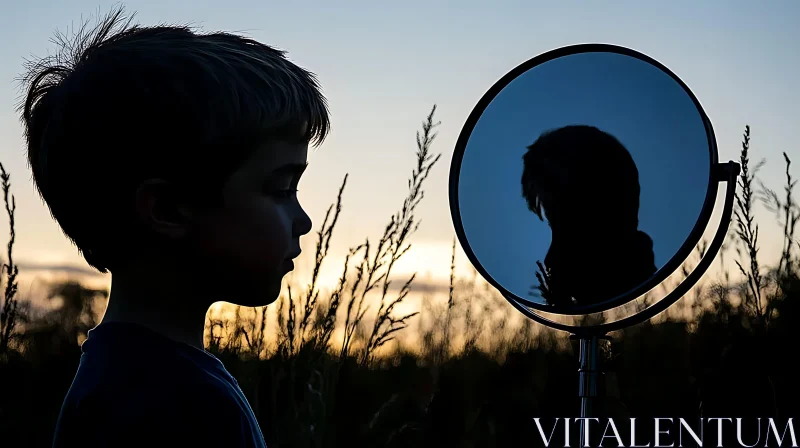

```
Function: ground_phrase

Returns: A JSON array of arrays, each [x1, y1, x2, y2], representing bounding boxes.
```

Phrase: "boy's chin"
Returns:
[[225, 278, 283, 307], [240, 288, 282, 307]]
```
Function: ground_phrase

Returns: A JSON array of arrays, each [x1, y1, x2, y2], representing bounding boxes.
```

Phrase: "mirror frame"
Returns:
[[449, 43, 719, 315]]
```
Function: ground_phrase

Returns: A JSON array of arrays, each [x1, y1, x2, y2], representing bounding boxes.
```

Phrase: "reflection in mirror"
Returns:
[[455, 50, 712, 313], [520, 125, 656, 307]]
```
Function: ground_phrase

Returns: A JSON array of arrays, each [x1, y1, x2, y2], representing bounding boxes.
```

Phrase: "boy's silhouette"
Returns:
[[520, 125, 657, 308], [19, 8, 329, 447]]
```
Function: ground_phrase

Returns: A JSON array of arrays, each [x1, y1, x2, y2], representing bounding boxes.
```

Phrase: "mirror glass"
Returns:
[[455, 49, 713, 313]]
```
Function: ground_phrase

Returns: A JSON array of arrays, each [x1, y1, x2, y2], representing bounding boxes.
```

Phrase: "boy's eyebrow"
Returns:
[[269, 162, 309, 177]]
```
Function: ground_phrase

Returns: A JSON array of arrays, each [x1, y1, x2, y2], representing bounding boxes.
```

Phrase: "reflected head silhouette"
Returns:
[[521, 125, 657, 307]]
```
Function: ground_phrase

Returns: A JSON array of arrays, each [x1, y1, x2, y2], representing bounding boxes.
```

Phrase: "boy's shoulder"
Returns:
[[52, 323, 254, 447], [54, 375, 246, 447]]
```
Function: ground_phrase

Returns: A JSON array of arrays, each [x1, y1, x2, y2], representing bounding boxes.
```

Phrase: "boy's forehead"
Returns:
[[251, 120, 310, 169], [251, 139, 309, 170], [225, 140, 308, 191]]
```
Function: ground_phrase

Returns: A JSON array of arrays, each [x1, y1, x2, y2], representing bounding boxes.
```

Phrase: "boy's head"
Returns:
[[18, 8, 329, 306], [521, 125, 649, 305], [521, 125, 640, 233]]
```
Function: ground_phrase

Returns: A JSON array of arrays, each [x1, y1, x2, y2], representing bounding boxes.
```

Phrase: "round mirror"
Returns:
[[450, 44, 718, 315]]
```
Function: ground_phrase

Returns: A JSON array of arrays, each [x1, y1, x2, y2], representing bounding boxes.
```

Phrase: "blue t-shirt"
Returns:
[[52, 321, 267, 447]]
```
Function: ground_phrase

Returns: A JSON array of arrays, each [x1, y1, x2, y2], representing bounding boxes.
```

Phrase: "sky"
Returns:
[[458, 50, 710, 307], [0, 0, 798, 319]]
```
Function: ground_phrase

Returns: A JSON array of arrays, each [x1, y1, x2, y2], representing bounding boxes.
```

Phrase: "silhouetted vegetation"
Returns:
[[0, 113, 798, 447]]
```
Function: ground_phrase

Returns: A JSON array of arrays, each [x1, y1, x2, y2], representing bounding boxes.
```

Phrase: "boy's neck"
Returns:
[[100, 307, 207, 351], [100, 266, 211, 351]]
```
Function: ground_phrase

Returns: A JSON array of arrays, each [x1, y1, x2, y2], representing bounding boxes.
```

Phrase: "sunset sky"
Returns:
[[0, 0, 797, 320]]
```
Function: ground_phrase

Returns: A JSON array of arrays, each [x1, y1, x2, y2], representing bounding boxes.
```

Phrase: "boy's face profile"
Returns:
[[163, 139, 313, 307]]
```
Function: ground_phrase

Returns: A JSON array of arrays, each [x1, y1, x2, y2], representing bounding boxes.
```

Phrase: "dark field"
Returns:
[[1, 110, 798, 447]]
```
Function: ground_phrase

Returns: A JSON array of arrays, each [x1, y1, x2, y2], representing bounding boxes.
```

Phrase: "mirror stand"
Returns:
[[569, 333, 611, 446], [505, 161, 740, 447]]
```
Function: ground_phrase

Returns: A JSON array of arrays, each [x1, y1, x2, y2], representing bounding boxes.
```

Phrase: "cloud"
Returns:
[[14, 261, 105, 277], [12, 261, 452, 294]]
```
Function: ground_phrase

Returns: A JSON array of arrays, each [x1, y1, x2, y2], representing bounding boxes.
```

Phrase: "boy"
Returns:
[[19, 7, 329, 447], [520, 125, 656, 308]]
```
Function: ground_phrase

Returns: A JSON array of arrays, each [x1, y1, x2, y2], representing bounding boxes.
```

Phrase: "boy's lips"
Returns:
[[283, 251, 300, 272]]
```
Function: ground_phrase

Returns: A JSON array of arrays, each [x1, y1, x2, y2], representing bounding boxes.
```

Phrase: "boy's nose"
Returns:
[[295, 206, 313, 237]]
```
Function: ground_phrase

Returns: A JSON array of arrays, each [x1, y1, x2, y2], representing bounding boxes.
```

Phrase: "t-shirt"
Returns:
[[52, 321, 267, 447]]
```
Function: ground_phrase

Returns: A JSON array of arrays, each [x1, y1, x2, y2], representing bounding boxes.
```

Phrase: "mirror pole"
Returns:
[[571, 333, 610, 445]]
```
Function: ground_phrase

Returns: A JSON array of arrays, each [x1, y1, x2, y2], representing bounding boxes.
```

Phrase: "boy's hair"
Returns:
[[521, 125, 640, 227], [18, 8, 330, 274]]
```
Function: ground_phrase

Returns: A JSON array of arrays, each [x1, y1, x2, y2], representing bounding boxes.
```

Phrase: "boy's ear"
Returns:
[[134, 179, 194, 240]]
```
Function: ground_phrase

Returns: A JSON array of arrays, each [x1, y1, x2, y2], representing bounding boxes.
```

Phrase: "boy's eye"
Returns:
[[271, 189, 298, 200]]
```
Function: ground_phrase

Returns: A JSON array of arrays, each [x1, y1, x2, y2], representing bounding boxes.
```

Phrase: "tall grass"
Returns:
[[0, 163, 20, 360], [1, 122, 798, 447]]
